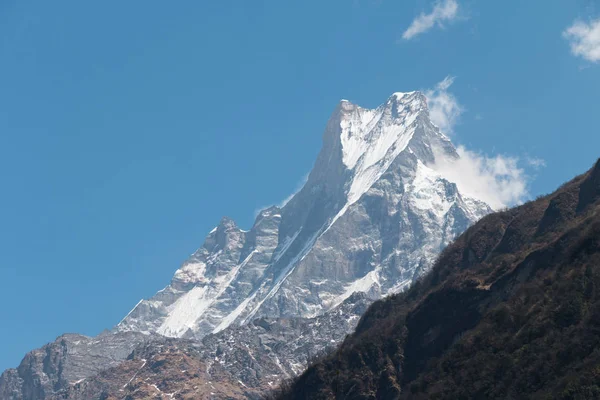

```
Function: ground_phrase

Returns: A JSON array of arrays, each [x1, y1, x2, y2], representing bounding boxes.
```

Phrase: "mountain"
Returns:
[[0, 332, 152, 400], [34, 294, 371, 400], [117, 91, 490, 340], [0, 90, 492, 400], [277, 159, 600, 400]]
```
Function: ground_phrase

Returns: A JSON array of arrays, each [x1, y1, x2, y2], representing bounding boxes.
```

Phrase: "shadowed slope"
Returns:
[[277, 158, 600, 400]]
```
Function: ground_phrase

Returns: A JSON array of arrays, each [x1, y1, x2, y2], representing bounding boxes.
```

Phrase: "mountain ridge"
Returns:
[[277, 158, 600, 400], [117, 90, 491, 340], [1, 89, 494, 400]]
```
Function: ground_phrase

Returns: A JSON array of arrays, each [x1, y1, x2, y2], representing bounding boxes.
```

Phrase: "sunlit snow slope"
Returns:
[[117, 91, 492, 339]]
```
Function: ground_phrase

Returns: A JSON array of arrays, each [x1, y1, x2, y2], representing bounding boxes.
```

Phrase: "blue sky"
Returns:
[[1, 0, 599, 371]]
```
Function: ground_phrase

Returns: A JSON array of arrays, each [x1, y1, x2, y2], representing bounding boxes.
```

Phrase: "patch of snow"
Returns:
[[272, 354, 289, 378], [388, 277, 412, 294], [346, 314, 359, 323], [271, 230, 300, 264], [173, 261, 208, 284], [328, 269, 380, 309], [328, 92, 425, 230], [289, 361, 305, 375], [118, 299, 144, 326], [157, 286, 209, 337], [409, 160, 453, 218], [212, 294, 255, 334], [340, 106, 378, 169], [122, 359, 146, 389], [151, 384, 162, 393], [242, 231, 320, 324], [158, 251, 257, 337]]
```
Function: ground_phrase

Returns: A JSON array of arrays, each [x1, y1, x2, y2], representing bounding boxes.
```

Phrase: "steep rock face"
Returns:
[[0, 332, 151, 400], [49, 339, 253, 400], [1, 90, 493, 400], [117, 91, 491, 340], [196, 292, 372, 384], [5, 294, 371, 400], [116, 211, 283, 338], [278, 159, 600, 400]]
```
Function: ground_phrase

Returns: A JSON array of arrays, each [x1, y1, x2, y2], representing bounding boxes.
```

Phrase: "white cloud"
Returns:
[[526, 156, 546, 170], [425, 76, 464, 135], [425, 76, 535, 209], [563, 18, 600, 63], [278, 173, 309, 208], [402, 0, 459, 40], [432, 146, 529, 210]]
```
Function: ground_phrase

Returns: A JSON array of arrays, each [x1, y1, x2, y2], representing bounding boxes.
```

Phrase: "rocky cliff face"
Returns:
[[1, 294, 371, 400], [117, 91, 490, 340], [278, 159, 600, 400], [1, 90, 492, 400], [0, 332, 151, 400]]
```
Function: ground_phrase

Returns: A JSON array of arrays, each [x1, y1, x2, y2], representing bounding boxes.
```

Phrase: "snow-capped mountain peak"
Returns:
[[338, 92, 429, 210], [117, 90, 491, 339]]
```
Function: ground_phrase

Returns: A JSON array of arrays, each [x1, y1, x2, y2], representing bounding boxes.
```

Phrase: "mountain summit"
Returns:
[[0, 90, 493, 400], [117, 91, 491, 340]]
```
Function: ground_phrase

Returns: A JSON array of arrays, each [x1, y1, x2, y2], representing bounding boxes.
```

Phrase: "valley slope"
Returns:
[[279, 159, 600, 400]]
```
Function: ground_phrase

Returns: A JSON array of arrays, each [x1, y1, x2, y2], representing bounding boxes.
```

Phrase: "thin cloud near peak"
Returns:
[[253, 173, 309, 217], [424, 75, 463, 136], [402, 0, 460, 40], [432, 146, 530, 210], [424, 76, 538, 209]]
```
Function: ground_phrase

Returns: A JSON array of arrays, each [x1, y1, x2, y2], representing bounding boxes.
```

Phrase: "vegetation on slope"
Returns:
[[276, 159, 600, 400]]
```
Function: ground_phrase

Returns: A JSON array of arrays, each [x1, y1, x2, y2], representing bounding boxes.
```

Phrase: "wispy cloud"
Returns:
[[278, 173, 309, 208], [424, 76, 464, 135], [253, 173, 309, 217], [426, 77, 538, 209], [433, 146, 529, 210], [526, 156, 546, 170], [563, 18, 600, 63], [402, 0, 459, 40]]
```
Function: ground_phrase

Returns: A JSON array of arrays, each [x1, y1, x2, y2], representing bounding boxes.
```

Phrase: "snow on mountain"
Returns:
[[117, 90, 492, 340], [1, 89, 496, 400]]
